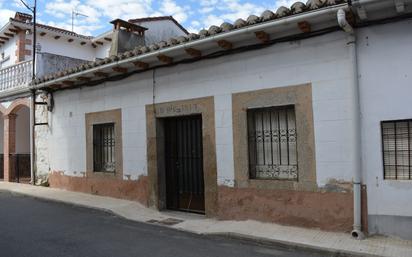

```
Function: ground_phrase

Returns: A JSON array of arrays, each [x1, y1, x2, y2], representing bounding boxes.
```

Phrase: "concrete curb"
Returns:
[[208, 232, 383, 257], [0, 188, 384, 257], [0, 189, 121, 217]]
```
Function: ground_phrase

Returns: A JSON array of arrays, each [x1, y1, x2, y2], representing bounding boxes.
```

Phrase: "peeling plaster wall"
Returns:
[[358, 19, 412, 239], [35, 96, 50, 179], [44, 31, 357, 189]]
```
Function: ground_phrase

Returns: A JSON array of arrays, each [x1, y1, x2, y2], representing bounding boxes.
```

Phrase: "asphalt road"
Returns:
[[0, 191, 344, 257]]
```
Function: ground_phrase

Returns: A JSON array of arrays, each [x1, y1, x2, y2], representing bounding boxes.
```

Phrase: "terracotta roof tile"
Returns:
[[34, 0, 347, 86]]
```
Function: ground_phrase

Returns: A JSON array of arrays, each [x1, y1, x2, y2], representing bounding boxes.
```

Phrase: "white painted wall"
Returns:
[[37, 36, 95, 62], [358, 19, 412, 217], [0, 36, 18, 68], [45, 31, 357, 187], [94, 41, 111, 59]]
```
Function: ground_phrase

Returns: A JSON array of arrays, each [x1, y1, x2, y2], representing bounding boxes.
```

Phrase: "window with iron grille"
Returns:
[[93, 123, 116, 173], [247, 105, 298, 180], [381, 120, 412, 180]]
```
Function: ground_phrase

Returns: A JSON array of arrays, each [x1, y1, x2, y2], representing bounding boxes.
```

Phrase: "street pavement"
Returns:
[[0, 191, 343, 257]]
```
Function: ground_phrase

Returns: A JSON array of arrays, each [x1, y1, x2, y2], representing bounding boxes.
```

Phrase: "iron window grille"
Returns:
[[93, 123, 116, 173], [247, 105, 298, 180], [381, 119, 412, 180]]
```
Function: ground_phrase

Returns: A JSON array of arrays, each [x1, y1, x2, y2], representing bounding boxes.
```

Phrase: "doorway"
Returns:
[[164, 115, 205, 214]]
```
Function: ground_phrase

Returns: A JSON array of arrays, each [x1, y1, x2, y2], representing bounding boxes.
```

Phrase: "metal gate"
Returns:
[[11, 154, 31, 183], [164, 115, 205, 214]]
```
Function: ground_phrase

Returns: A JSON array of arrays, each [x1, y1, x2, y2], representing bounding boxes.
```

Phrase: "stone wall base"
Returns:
[[217, 186, 354, 232], [47, 172, 365, 232], [48, 172, 149, 206]]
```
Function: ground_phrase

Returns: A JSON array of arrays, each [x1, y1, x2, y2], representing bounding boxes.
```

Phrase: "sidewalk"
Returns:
[[1, 182, 411, 257]]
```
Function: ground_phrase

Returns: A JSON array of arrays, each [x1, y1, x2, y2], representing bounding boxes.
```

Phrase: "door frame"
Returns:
[[146, 96, 218, 217], [163, 114, 205, 214]]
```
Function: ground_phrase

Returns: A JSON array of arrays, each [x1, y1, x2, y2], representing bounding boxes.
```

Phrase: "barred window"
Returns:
[[247, 105, 298, 180], [381, 120, 412, 180], [93, 123, 115, 173]]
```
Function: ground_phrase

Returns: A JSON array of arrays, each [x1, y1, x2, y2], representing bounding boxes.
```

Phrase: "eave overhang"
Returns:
[[34, 3, 350, 91]]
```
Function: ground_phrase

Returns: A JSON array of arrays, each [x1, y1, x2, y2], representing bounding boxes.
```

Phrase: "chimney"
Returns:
[[109, 19, 147, 56], [14, 12, 33, 22]]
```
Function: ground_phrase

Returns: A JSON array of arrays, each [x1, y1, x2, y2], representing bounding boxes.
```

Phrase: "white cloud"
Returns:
[[159, 0, 190, 23], [0, 2, 15, 28], [44, 20, 103, 36], [273, 0, 297, 9], [1, 0, 291, 38]]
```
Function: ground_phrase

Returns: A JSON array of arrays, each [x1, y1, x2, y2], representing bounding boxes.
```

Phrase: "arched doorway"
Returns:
[[13, 106, 31, 183], [3, 98, 31, 183]]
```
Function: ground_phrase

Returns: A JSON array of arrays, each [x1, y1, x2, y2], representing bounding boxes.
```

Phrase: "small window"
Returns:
[[93, 123, 115, 173], [381, 120, 412, 180], [247, 105, 298, 180]]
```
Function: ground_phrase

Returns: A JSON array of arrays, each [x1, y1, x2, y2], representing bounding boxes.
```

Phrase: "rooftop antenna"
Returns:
[[71, 10, 88, 32]]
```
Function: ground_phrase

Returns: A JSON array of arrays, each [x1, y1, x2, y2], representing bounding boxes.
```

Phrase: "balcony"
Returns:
[[0, 60, 32, 92]]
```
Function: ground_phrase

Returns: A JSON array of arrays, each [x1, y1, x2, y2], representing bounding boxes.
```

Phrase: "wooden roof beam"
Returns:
[[185, 48, 202, 58], [255, 31, 270, 43], [157, 54, 173, 64], [112, 67, 128, 73], [4, 33, 14, 37], [40, 32, 46, 36], [133, 61, 149, 69], [298, 21, 311, 33], [104, 37, 112, 42], [49, 84, 62, 89], [54, 36, 61, 40], [0, 36, 9, 41], [77, 77, 91, 82], [94, 72, 109, 78], [217, 40, 233, 50], [62, 81, 75, 87]]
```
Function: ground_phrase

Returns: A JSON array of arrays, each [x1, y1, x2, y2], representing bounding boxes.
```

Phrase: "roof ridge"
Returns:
[[34, 0, 347, 85], [10, 18, 93, 40], [128, 15, 189, 35]]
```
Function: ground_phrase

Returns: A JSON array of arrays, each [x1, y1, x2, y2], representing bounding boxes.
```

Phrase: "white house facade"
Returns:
[[1, 0, 412, 241]]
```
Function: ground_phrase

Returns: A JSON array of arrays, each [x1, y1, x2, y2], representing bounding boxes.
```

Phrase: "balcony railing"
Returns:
[[0, 60, 32, 92]]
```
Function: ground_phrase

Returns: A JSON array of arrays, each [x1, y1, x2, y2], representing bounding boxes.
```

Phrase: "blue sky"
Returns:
[[0, 0, 295, 36]]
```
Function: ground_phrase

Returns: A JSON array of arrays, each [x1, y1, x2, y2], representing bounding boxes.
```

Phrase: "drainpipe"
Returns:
[[337, 9, 365, 240]]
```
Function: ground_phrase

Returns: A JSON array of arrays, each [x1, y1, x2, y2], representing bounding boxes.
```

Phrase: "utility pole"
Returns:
[[20, 0, 37, 185], [19, 0, 36, 79]]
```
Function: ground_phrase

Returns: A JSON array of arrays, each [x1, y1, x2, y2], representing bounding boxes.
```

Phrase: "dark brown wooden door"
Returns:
[[164, 115, 205, 214]]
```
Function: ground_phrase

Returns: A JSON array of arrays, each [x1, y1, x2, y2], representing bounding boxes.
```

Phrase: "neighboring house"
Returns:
[[3, 0, 412, 241], [129, 16, 189, 45], [0, 12, 188, 183]]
